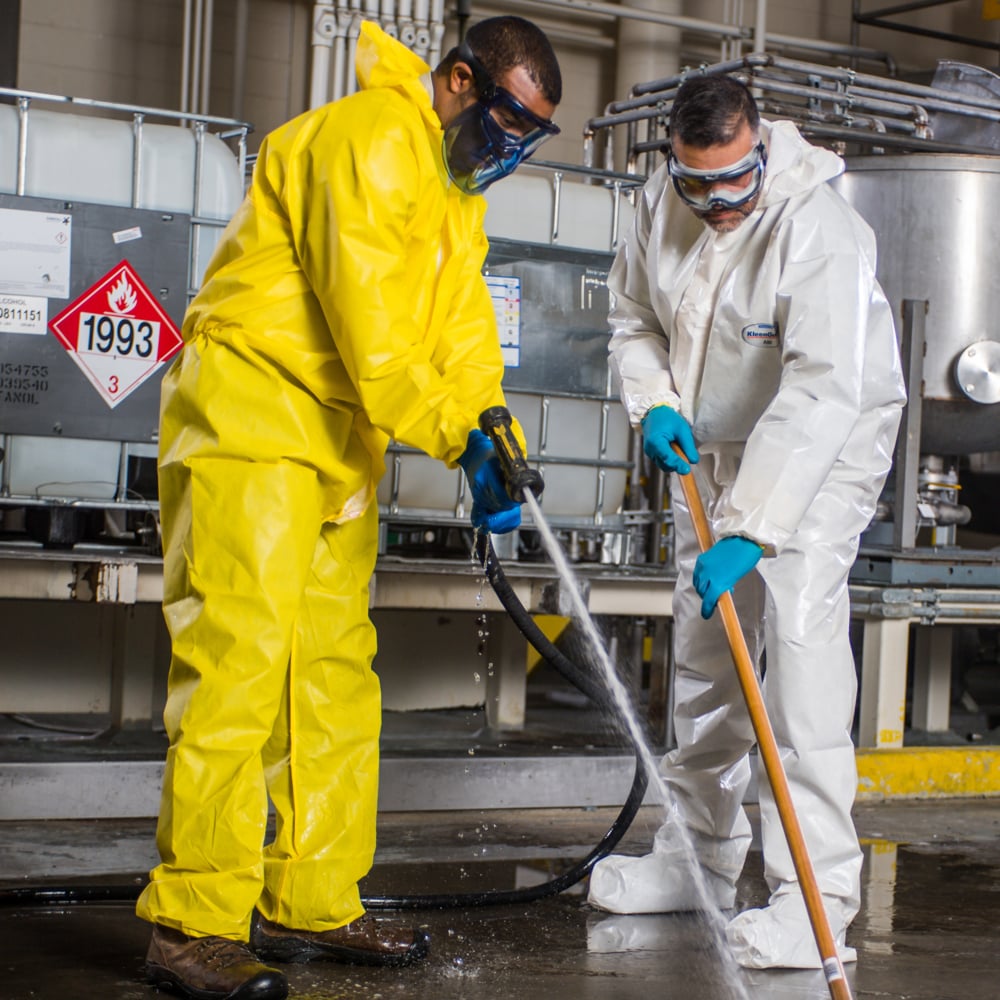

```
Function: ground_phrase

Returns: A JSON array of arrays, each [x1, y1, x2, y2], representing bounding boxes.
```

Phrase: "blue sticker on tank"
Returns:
[[741, 322, 778, 347]]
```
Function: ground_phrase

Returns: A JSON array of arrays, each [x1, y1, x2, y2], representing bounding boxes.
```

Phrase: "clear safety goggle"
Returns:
[[458, 42, 560, 160], [667, 141, 767, 210]]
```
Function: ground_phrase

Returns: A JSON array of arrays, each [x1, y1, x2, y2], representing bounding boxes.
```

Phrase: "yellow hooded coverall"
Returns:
[[136, 22, 515, 940]]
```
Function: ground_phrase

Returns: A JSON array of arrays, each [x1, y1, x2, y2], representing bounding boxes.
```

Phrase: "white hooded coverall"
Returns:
[[587, 120, 906, 969]]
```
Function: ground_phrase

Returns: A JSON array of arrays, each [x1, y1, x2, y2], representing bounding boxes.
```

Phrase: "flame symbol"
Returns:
[[107, 275, 137, 314]]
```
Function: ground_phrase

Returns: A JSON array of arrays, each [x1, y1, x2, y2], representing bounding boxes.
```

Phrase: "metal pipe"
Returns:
[[115, 445, 129, 503], [854, 13, 1000, 53], [766, 55, 998, 111], [380, 0, 398, 38], [862, 0, 966, 17], [765, 33, 894, 72], [0, 86, 251, 130], [15, 96, 28, 196], [628, 56, 757, 99], [752, 0, 767, 54], [180, 0, 194, 113], [188, 121, 207, 299], [397, 0, 415, 49], [334, 2, 353, 103], [200, 0, 215, 115], [497, 0, 746, 41], [413, 0, 431, 60], [345, 0, 364, 96], [232, 0, 249, 121], [310, 3, 335, 109], [429, 0, 446, 67], [131, 113, 144, 209], [1, 435, 12, 497], [190, 0, 204, 118]]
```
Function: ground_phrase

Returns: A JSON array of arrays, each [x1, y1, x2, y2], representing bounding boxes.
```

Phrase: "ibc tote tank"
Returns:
[[0, 96, 246, 516]]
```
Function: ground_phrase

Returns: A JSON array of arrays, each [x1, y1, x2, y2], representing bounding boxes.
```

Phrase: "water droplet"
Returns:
[[473, 672, 481, 684]]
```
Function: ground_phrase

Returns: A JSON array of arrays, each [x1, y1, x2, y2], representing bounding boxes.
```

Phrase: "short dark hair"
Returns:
[[670, 75, 759, 147], [440, 16, 562, 106]]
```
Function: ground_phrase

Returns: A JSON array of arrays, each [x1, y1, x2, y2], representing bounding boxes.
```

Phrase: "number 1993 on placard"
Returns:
[[77, 313, 159, 359]]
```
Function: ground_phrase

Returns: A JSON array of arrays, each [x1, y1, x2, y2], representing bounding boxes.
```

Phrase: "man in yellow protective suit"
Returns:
[[137, 17, 561, 1000]]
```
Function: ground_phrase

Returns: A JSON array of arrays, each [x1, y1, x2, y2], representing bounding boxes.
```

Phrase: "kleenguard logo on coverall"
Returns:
[[48, 260, 183, 408], [741, 322, 779, 347]]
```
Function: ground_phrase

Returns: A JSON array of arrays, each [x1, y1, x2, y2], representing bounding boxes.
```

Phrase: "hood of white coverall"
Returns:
[[757, 118, 845, 206]]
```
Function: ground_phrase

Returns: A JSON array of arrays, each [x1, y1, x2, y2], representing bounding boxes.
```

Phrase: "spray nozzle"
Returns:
[[478, 406, 545, 503]]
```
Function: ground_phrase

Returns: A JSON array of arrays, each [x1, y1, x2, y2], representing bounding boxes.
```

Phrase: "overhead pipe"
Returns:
[[397, 0, 416, 49], [179, 0, 218, 117], [752, 0, 767, 55], [189, 0, 204, 115], [199, 0, 215, 115], [309, 2, 336, 108], [380, 0, 399, 39], [481, 0, 894, 73], [345, 0, 364, 96], [413, 0, 432, 61], [501, 0, 745, 44], [333, 1, 354, 102], [429, 0, 446, 68], [180, 0, 194, 114]]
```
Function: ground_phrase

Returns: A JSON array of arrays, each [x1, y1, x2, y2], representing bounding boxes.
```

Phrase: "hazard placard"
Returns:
[[48, 260, 183, 409]]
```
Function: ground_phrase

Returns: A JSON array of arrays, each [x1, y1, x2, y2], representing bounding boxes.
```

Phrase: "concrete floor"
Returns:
[[2, 799, 999, 1000]]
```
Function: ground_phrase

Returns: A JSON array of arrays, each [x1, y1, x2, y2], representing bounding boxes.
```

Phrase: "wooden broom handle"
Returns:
[[672, 446, 854, 1000]]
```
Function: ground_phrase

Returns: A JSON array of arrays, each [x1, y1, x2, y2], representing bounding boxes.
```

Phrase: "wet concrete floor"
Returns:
[[1, 799, 999, 1000]]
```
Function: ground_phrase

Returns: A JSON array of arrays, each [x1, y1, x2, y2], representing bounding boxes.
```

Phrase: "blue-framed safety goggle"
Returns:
[[443, 42, 560, 195], [667, 141, 767, 211]]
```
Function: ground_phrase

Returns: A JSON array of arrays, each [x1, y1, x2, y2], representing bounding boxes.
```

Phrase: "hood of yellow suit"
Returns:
[[355, 20, 439, 129]]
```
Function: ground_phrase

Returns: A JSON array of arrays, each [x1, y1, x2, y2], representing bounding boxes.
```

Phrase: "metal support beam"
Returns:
[[911, 625, 953, 732], [858, 616, 911, 748], [894, 299, 927, 552], [484, 613, 529, 731]]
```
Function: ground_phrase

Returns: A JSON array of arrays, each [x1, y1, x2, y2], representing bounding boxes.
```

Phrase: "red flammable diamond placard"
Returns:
[[48, 260, 183, 409]]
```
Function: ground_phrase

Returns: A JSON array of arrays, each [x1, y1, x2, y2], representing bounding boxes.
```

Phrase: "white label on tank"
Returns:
[[486, 274, 521, 367], [0, 207, 71, 298], [0, 294, 47, 335], [112, 226, 143, 245]]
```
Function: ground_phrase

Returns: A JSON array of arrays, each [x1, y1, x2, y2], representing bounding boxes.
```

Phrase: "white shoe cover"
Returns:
[[587, 849, 737, 914], [725, 893, 857, 970]]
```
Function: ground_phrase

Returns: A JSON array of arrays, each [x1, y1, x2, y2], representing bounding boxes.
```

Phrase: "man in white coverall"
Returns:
[[137, 17, 561, 1000], [587, 75, 905, 969]]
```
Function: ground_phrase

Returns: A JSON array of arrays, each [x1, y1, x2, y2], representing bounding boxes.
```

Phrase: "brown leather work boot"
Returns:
[[250, 911, 430, 967], [145, 923, 288, 1000]]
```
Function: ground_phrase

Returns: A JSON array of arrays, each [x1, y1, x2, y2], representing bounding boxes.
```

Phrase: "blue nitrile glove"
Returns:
[[456, 429, 522, 535], [693, 536, 764, 620], [641, 406, 700, 475]]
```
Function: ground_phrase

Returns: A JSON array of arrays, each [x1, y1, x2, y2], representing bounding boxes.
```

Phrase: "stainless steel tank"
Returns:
[[833, 154, 1000, 454]]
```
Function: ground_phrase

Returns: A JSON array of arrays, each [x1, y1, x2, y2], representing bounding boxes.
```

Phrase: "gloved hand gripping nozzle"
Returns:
[[478, 406, 545, 503]]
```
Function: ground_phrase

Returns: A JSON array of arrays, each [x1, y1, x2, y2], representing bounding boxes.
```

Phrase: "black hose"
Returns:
[[0, 534, 649, 911], [361, 533, 649, 909]]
